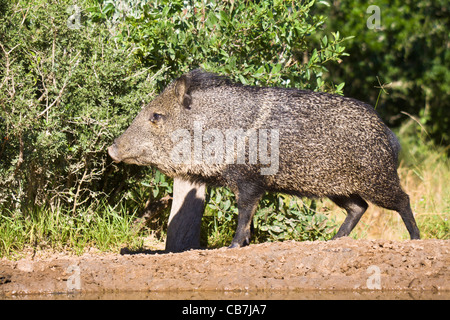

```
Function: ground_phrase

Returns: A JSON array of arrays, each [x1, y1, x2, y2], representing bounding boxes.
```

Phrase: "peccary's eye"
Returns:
[[150, 113, 162, 123]]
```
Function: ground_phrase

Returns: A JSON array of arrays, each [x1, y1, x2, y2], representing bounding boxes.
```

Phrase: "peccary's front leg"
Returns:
[[166, 178, 206, 252], [229, 184, 263, 248]]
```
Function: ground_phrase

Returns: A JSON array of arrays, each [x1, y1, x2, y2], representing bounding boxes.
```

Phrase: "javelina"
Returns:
[[108, 69, 420, 248]]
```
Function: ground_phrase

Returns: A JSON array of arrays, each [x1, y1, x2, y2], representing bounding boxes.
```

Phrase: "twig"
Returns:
[[51, 19, 57, 87], [0, 42, 20, 94], [36, 51, 81, 119], [13, 131, 24, 173], [35, 78, 68, 119], [72, 165, 88, 214], [400, 111, 430, 138], [122, 66, 152, 81]]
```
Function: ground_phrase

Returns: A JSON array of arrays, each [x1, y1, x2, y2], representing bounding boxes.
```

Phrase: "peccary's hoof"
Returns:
[[228, 236, 250, 249], [228, 242, 241, 249]]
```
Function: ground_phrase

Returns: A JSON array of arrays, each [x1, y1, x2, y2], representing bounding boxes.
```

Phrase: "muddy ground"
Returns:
[[0, 238, 449, 299]]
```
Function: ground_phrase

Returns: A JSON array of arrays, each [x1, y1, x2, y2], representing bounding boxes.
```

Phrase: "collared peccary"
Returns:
[[108, 69, 420, 248]]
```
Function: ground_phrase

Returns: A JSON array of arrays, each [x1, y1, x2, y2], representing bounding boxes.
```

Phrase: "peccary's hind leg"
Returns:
[[229, 184, 264, 249], [329, 194, 368, 239], [366, 188, 420, 240], [397, 196, 420, 239]]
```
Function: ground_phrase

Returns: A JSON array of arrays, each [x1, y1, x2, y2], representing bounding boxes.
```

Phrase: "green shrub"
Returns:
[[97, 0, 349, 92], [0, 0, 160, 214]]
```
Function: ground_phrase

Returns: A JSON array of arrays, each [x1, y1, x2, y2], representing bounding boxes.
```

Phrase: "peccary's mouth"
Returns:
[[108, 144, 122, 163], [108, 143, 148, 166]]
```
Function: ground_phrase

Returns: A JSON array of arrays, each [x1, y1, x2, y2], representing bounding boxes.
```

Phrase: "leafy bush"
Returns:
[[254, 195, 336, 242], [101, 0, 349, 92], [0, 0, 159, 213]]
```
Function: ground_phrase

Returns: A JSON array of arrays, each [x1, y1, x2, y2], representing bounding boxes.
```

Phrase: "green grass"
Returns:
[[0, 203, 145, 258], [416, 213, 449, 239]]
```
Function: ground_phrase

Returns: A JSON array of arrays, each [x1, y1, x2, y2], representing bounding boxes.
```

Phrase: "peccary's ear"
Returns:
[[175, 75, 192, 109]]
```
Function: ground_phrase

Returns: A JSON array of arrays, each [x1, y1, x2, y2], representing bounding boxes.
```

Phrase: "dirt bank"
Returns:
[[1, 238, 449, 298]]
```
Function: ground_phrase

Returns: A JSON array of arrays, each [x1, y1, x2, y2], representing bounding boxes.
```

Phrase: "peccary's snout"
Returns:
[[108, 143, 122, 163]]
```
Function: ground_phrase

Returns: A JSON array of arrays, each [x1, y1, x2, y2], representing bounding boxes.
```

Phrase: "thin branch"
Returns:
[[400, 111, 431, 138], [36, 51, 81, 119]]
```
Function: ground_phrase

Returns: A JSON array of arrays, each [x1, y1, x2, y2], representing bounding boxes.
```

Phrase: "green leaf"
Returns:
[[239, 74, 248, 85], [162, 6, 170, 17], [152, 187, 159, 198], [223, 200, 231, 211], [335, 82, 345, 92], [215, 192, 222, 204], [253, 65, 265, 78], [272, 63, 282, 74], [318, 1, 330, 7], [269, 225, 283, 233], [207, 12, 218, 27], [219, 11, 229, 24]]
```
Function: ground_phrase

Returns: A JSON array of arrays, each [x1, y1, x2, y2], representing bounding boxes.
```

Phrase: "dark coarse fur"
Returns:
[[108, 69, 420, 247]]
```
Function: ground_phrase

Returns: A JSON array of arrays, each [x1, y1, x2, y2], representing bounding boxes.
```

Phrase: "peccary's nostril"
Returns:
[[108, 144, 122, 163]]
